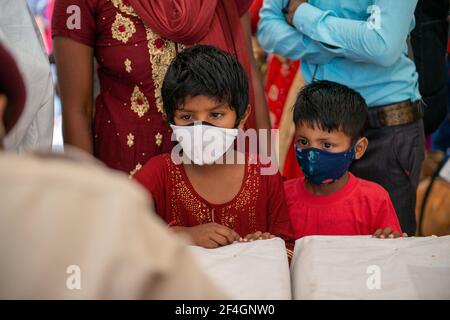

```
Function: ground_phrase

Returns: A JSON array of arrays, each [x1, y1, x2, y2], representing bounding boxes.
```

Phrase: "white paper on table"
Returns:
[[291, 235, 450, 300], [189, 237, 291, 300]]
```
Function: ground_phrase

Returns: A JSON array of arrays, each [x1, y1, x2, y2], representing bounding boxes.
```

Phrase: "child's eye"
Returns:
[[323, 142, 333, 149], [210, 112, 223, 119], [298, 139, 308, 146], [180, 114, 192, 121]]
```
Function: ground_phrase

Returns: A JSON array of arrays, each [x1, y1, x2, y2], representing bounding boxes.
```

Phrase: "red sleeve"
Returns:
[[374, 190, 403, 233], [52, 0, 97, 47], [249, 0, 263, 35], [133, 155, 168, 222], [266, 170, 296, 256], [235, 0, 253, 17]]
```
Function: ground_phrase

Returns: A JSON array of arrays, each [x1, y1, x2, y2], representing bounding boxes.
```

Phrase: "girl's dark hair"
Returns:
[[162, 45, 249, 126], [293, 80, 368, 143]]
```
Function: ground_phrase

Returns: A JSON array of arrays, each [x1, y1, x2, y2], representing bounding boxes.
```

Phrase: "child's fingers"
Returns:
[[238, 234, 251, 242], [241, 232, 273, 242], [380, 227, 392, 238], [231, 230, 241, 241], [239, 235, 249, 242], [203, 239, 220, 249], [402, 232, 408, 237], [214, 225, 239, 244], [372, 229, 383, 238], [253, 231, 263, 241], [217, 225, 240, 242], [249, 231, 262, 241], [210, 232, 231, 246], [390, 231, 401, 238], [260, 232, 272, 240]]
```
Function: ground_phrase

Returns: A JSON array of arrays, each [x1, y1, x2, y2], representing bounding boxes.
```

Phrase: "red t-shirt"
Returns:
[[284, 173, 402, 239], [134, 153, 295, 251]]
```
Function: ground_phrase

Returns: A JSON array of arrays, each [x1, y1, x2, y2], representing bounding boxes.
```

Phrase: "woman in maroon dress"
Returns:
[[52, 0, 269, 175]]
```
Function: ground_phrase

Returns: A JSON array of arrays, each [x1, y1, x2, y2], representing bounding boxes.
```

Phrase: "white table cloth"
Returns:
[[189, 238, 291, 300], [291, 235, 450, 299]]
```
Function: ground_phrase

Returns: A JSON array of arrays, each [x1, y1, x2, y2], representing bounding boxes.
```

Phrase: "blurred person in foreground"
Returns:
[[0, 43, 225, 300]]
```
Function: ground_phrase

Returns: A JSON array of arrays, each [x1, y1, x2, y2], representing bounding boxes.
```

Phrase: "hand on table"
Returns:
[[239, 231, 275, 242], [183, 223, 240, 249], [372, 228, 408, 239]]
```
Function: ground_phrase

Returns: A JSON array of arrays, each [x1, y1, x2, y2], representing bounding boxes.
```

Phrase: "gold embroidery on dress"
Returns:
[[111, 13, 136, 44], [129, 163, 142, 178], [110, 0, 138, 17], [146, 27, 185, 113], [127, 133, 134, 147], [124, 59, 132, 73], [165, 154, 260, 232], [164, 155, 209, 226], [219, 156, 260, 232], [130, 85, 149, 117], [111, 0, 186, 114], [155, 132, 163, 147], [246, 153, 260, 231]]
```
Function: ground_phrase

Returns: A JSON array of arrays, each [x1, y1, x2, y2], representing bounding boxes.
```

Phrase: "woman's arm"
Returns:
[[240, 12, 271, 131], [54, 37, 94, 154]]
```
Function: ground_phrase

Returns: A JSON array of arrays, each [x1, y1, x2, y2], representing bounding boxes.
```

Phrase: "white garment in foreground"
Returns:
[[189, 238, 291, 300], [0, 1, 54, 152], [291, 236, 450, 300], [0, 151, 225, 299]]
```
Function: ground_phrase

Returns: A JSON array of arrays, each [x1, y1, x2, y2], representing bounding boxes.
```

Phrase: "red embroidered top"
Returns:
[[134, 153, 295, 252], [52, 0, 255, 175]]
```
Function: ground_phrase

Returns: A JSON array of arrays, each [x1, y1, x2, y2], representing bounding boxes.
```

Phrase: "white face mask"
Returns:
[[170, 122, 238, 165]]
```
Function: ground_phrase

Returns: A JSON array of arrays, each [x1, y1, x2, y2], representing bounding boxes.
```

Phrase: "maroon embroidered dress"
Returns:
[[134, 153, 295, 254]]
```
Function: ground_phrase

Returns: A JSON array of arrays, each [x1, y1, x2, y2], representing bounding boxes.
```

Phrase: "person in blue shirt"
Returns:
[[257, 0, 424, 235]]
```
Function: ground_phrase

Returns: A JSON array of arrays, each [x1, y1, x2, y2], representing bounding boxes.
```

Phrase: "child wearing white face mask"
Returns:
[[134, 45, 294, 256]]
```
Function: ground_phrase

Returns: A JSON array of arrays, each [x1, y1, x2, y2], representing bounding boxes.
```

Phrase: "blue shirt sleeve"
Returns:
[[27, 0, 48, 17], [257, 0, 340, 65], [292, 0, 418, 67]]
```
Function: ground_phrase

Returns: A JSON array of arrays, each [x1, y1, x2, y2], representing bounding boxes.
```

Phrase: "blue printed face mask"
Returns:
[[295, 146, 356, 185]]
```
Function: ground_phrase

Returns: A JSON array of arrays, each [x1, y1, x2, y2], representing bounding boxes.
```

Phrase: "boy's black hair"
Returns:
[[293, 80, 368, 143], [162, 44, 249, 126]]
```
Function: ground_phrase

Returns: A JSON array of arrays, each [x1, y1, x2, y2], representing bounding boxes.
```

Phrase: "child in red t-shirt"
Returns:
[[285, 80, 407, 240]]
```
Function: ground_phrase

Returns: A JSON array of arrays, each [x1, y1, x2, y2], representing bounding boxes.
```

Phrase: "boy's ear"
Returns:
[[237, 104, 251, 129], [354, 137, 368, 160]]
